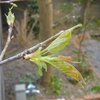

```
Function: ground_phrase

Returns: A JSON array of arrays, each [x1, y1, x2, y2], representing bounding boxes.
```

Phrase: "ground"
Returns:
[[2, 0, 100, 100]]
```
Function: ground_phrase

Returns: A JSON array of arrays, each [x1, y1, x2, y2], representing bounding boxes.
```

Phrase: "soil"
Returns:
[[2, 0, 100, 100]]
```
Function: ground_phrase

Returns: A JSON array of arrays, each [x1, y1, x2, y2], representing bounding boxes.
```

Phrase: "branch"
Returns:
[[0, 24, 82, 66], [0, 26, 13, 61], [0, 5, 15, 61], [0, 0, 25, 4], [0, 1, 12, 4]]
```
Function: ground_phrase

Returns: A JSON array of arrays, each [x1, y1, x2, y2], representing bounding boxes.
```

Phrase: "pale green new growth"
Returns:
[[46, 30, 71, 53], [44, 24, 82, 53], [12, 4, 18, 7], [27, 24, 84, 86], [5, 3, 17, 26]]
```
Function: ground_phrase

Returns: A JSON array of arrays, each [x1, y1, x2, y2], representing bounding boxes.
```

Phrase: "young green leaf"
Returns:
[[30, 58, 42, 76], [28, 49, 84, 86], [5, 8, 15, 26], [29, 47, 47, 76], [48, 58, 83, 81], [36, 55, 84, 87], [45, 30, 72, 53], [5, 4, 18, 26], [24, 24, 84, 86], [44, 24, 82, 54]]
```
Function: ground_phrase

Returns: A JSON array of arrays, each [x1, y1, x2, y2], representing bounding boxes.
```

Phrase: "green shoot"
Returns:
[[24, 24, 84, 87]]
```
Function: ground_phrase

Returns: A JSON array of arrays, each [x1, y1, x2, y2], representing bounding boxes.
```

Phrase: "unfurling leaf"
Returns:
[[28, 48, 84, 86], [45, 30, 72, 53], [45, 24, 82, 53], [24, 24, 84, 87], [29, 47, 47, 76], [43, 57, 84, 87], [11, 3, 18, 7], [5, 4, 17, 26], [5, 8, 15, 26]]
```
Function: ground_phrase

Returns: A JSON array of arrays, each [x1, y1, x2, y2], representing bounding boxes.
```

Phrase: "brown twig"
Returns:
[[0, 26, 13, 61], [78, 0, 90, 62], [0, 24, 82, 66]]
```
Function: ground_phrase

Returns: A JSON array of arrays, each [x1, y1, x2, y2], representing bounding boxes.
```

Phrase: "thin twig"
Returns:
[[78, 0, 90, 62], [0, 26, 13, 61], [0, 0, 25, 4], [0, 30, 64, 65], [0, 24, 82, 66], [0, 1, 11, 4]]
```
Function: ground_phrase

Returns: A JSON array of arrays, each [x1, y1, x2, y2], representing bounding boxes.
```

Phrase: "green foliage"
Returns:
[[18, 72, 33, 83], [50, 75, 62, 94], [95, 19, 100, 24], [28, 0, 38, 13], [45, 24, 82, 53], [28, 0, 39, 36], [59, 2, 73, 12], [5, 4, 17, 26], [46, 30, 72, 53], [27, 96, 35, 100], [30, 27, 74, 76], [30, 47, 47, 76], [92, 85, 100, 93], [25, 24, 84, 86], [7, 71, 14, 78], [74, 0, 96, 3]]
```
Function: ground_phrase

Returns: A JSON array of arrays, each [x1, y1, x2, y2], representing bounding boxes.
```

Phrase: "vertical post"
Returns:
[[0, 1, 5, 100], [15, 84, 26, 100]]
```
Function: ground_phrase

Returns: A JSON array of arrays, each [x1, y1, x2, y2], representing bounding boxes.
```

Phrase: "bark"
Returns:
[[37, 0, 53, 86]]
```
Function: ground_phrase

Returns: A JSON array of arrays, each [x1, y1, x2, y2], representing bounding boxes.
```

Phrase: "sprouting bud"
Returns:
[[5, 4, 17, 26], [11, 35, 14, 39], [5, 8, 15, 26], [11, 3, 18, 7]]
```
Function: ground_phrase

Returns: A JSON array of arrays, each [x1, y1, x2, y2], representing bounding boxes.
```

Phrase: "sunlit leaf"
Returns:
[[46, 30, 72, 53], [25, 24, 84, 86], [28, 49, 84, 86], [43, 57, 84, 86]]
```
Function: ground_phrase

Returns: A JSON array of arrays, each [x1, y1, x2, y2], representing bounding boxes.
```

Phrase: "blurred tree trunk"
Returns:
[[37, 0, 53, 86], [83, 0, 90, 24]]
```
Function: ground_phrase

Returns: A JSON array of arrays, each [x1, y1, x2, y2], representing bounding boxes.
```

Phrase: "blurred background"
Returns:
[[1, 0, 100, 100]]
